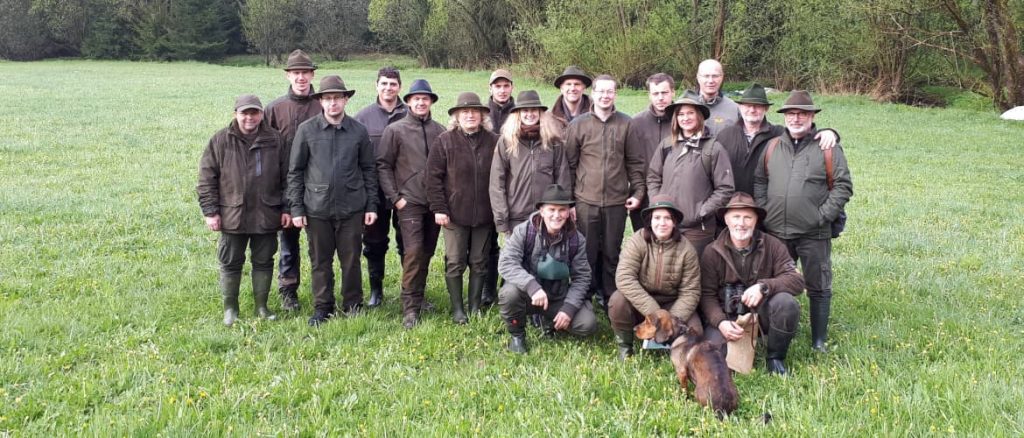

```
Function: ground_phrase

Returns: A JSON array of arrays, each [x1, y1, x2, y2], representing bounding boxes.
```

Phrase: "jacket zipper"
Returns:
[[654, 242, 664, 291]]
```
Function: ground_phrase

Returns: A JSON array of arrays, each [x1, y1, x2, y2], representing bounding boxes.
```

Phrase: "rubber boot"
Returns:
[[765, 323, 795, 375], [252, 270, 277, 321], [809, 296, 831, 353], [221, 273, 241, 327], [467, 274, 485, 315], [367, 276, 384, 308], [506, 318, 528, 354], [445, 276, 468, 324], [614, 329, 635, 361], [481, 251, 499, 307]]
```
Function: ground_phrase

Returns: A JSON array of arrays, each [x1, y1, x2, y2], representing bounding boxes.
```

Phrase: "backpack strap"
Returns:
[[763, 136, 781, 176], [523, 220, 538, 262]]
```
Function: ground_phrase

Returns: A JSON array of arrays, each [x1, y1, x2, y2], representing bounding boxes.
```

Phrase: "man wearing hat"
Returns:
[[377, 79, 446, 328], [265, 49, 321, 312], [198, 95, 289, 326], [700, 192, 805, 374], [288, 75, 379, 326], [550, 65, 594, 132], [693, 59, 740, 136], [488, 69, 515, 130], [626, 72, 677, 231], [565, 74, 646, 312], [715, 83, 839, 195], [497, 184, 596, 353], [355, 66, 407, 308], [609, 194, 702, 360], [754, 90, 853, 353]]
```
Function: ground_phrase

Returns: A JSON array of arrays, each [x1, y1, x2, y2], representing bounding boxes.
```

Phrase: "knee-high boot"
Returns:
[[445, 276, 467, 324], [221, 273, 242, 326], [809, 296, 831, 353], [252, 270, 276, 321]]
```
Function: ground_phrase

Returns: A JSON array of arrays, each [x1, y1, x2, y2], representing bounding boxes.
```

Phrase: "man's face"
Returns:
[[696, 62, 724, 98], [559, 78, 586, 104], [407, 94, 433, 117], [592, 79, 617, 112], [739, 103, 768, 125], [725, 208, 757, 243], [519, 108, 541, 126], [784, 110, 815, 139], [649, 209, 676, 240], [376, 76, 401, 103], [457, 108, 482, 132], [648, 81, 674, 115], [675, 105, 702, 135], [319, 93, 349, 118], [235, 108, 263, 134], [490, 79, 513, 104], [540, 204, 570, 232], [286, 69, 315, 95]]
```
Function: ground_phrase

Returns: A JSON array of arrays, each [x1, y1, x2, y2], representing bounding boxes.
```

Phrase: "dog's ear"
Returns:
[[654, 313, 675, 344], [634, 315, 655, 340]]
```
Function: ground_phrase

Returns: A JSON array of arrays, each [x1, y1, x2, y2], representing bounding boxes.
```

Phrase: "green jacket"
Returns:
[[753, 129, 853, 240], [287, 113, 378, 219]]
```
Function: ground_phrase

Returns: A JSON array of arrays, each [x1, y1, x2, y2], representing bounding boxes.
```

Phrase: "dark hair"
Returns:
[[641, 225, 682, 243], [670, 103, 705, 140], [377, 67, 401, 85], [646, 73, 674, 90], [593, 74, 618, 89]]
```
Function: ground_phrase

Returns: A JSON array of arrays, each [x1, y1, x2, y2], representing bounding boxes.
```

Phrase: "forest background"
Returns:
[[2, 0, 1024, 110]]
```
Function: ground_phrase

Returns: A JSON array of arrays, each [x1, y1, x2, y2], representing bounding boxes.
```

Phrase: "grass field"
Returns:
[[1, 58, 1023, 436]]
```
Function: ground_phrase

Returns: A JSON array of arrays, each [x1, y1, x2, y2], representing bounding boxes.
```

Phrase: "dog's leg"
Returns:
[[670, 347, 690, 393]]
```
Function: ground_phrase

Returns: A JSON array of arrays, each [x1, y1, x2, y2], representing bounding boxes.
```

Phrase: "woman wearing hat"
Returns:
[[426, 92, 500, 324], [647, 92, 735, 256], [489, 90, 571, 237], [608, 194, 702, 360]]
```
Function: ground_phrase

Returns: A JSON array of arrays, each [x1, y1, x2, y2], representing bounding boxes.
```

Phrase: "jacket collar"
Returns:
[[315, 113, 351, 131], [287, 84, 316, 102]]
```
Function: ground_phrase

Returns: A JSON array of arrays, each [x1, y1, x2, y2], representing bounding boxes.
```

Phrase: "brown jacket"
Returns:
[[564, 110, 646, 207], [628, 106, 674, 182], [376, 111, 445, 208], [699, 230, 805, 328], [489, 137, 571, 233], [426, 128, 499, 227], [197, 120, 287, 234], [647, 128, 735, 230], [489, 96, 515, 132], [615, 231, 701, 322], [265, 86, 320, 147], [550, 94, 593, 133]]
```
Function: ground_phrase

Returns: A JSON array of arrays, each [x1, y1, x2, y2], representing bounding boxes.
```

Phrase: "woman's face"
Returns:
[[650, 209, 675, 240], [675, 105, 702, 136], [520, 108, 541, 126], [458, 108, 482, 133]]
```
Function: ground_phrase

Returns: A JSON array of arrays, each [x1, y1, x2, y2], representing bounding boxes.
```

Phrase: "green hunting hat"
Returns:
[[510, 90, 547, 112], [283, 49, 317, 71], [717, 192, 766, 223], [664, 90, 710, 120], [448, 92, 490, 115], [641, 194, 684, 225], [737, 83, 771, 106], [234, 94, 263, 112], [403, 79, 439, 103], [776, 90, 821, 113], [535, 184, 575, 209], [490, 69, 513, 84], [554, 65, 592, 88], [312, 75, 355, 98]]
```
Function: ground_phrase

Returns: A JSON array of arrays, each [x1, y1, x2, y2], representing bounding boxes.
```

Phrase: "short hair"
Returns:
[[593, 74, 618, 90], [377, 67, 401, 85], [646, 73, 674, 90]]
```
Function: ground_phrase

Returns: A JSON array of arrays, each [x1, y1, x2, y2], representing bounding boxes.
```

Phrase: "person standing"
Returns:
[[377, 79, 446, 329], [265, 49, 321, 311], [693, 59, 740, 136], [426, 92, 499, 323], [550, 66, 594, 132], [198, 95, 289, 326], [626, 72, 676, 231], [754, 90, 853, 353], [288, 76, 379, 326], [354, 66, 407, 308], [481, 68, 516, 307]]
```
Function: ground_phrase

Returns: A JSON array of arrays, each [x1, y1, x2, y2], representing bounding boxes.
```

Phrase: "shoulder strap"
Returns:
[[824, 147, 835, 190], [524, 221, 537, 261], [763, 137, 782, 176], [701, 142, 714, 180]]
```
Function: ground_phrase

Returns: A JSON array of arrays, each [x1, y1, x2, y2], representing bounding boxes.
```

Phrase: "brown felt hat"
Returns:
[[717, 192, 766, 223], [777, 90, 821, 113], [490, 69, 513, 85], [510, 90, 547, 112], [283, 49, 317, 71], [535, 184, 575, 209], [664, 89, 710, 120], [234, 94, 263, 112], [736, 83, 771, 106], [641, 194, 684, 225], [448, 92, 490, 115], [311, 75, 355, 98], [554, 65, 592, 88]]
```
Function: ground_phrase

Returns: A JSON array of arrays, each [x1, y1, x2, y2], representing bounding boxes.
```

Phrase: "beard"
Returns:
[[729, 227, 753, 242]]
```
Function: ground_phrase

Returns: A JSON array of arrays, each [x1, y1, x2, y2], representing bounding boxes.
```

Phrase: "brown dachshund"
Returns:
[[635, 309, 739, 418]]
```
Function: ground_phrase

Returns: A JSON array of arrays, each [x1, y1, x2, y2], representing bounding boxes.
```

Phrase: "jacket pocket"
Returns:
[[219, 203, 243, 231], [305, 183, 330, 215]]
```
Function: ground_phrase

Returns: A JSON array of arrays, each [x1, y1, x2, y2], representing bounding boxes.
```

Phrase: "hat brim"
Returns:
[[666, 102, 710, 120], [716, 204, 767, 224], [641, 205, 684, 226], [736, 99, 771, 106], [776, 105, 821, 114], [235, 104, 263, 112], [404, 92, 439, 103], [511, 102, 548, 112], [312, 89, 356, 99], [535, 200, 575, 209], [554, 75, 592, 89], [283, 64, 318, 71], [448, 104, 491, 116], [490, 76, 513, 85]]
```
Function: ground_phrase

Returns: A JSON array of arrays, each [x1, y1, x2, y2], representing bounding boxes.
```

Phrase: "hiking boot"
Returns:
[[308, 309, 333, 326], [280, 287, 300, 312]]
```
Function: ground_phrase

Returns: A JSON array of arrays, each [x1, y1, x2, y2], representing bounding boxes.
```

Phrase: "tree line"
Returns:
[[2, 0, 1022, 110]]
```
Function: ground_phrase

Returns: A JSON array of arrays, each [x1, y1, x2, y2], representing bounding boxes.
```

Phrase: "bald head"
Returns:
[[696, 59, 724, 100]]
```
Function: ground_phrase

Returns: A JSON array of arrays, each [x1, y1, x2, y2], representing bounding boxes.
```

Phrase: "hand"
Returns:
[[815, 130, 838, 150], [741, 283, 765, 308], [434, 213, 449, 226], [718, 320, 745, 341], [281, 213, 292, 228], [292, 216, 307, 228], [530, 290, 548, 310], [395, 198, 407, 210], [625, 197, 641, 211], [204, 214, 221, 231], [553, 311, 572, 330], [364, 212, 378, 226]]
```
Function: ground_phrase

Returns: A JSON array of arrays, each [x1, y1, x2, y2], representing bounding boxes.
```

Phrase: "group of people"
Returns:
[[197, 49, 853, 375]]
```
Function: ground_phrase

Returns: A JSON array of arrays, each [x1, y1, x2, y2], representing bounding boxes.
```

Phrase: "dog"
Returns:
[[635, 309, 739, 418]]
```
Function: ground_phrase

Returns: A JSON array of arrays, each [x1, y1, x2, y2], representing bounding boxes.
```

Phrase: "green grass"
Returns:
[[1, 59, 1023, 435]]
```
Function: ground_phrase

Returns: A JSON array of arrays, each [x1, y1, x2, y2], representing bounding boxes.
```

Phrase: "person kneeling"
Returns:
[[609, 195, 702, 360], [498, 184, 596, 353], [700, 192, 805, 375]]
